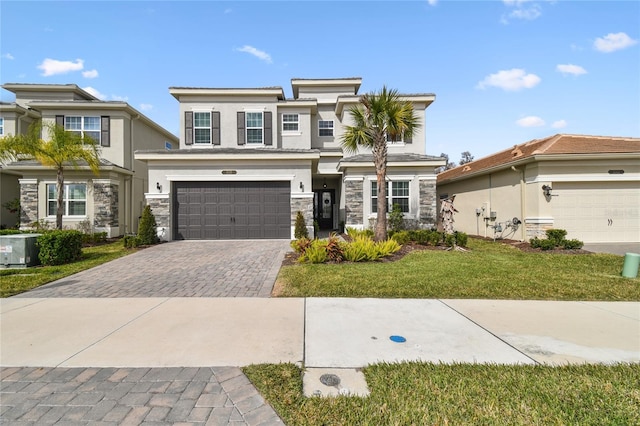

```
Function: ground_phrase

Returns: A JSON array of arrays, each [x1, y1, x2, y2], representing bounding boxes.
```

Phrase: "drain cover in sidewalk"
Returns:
[[303, 368, 370, 397]]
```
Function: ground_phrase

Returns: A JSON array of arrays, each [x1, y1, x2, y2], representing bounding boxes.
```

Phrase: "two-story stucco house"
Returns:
[[135, 78, 444, 240], [0, 83, 178, 236]]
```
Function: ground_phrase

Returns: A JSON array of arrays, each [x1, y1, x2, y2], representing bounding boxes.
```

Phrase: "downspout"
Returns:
[[511, 166, 526, 241], [16, 108, 29, 134], [129, 114, 141, 234]]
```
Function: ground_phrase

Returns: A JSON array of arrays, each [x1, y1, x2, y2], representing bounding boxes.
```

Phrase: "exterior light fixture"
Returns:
[[323, 179, 327, 188], [156, 182, 162, 192], [542, 185, 552, 197], [299, 182, 304, 191]]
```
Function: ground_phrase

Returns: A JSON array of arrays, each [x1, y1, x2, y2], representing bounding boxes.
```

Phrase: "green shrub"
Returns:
[[531, 238, 556, 250], [137, 205, 159, 245], [123, 235, 141, 249], [428, 230, 443, 246], [455, 232, 468, 247], [546, 229, 568, 246], [291, 237, 311, 253], [82, 232, 108, 245], [444, 233, 456, 248], [409, 229, 430, 245], [346, 227, 374, 239], [298, 239, 328, 263], [294, 211, 309, 239], [391, 230, 411, 245], [376, 239, 401, 257], [37, 230, 83, 265], [562, 239, 584, 250], [388, 204, 405, 233], [343, 235, 378, 262], [0, 229, 24, 236], [325, 233, 345, 262]]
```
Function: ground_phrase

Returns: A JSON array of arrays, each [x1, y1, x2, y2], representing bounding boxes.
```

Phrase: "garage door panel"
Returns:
[[173, 181, 291, 240]]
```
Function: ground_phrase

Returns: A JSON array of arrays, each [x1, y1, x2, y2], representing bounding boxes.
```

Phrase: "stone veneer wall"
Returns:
[[19, 182, 38, 227], [344, 180, 363, 226], [525, 222, 553, 241], [93, 182, 119, 229], [419, 179, 437, 228], [146, 196, 170, 230], [291, 196, 314, 238]]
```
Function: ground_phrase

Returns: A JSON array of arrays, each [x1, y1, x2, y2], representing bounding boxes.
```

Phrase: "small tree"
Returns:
[[436, 153, 456, 173], [294, 211, 309, 239], [137, 205, 159, 245], [459, 151, 474, 165]]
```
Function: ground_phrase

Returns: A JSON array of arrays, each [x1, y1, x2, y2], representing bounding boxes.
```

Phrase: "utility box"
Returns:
[[0, 234, 42, 268]]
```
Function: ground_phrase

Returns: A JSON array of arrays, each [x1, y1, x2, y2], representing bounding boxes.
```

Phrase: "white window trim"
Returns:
[[370, 180, 411, 214], [245, 111, 264, 145], [64, 116, 101, 143], [193, 111, 212, 145], [282, 113, 299, 133], [318, 120, 334, 137], [385, 131, 405, 146], [46, 182, 88, 218]]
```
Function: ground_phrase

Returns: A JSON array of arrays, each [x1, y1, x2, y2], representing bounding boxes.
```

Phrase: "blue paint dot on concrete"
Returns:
[[390, 335, 406, 343]]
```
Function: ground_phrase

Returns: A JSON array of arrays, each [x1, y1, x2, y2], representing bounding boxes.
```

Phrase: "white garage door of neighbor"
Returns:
[[552, 182, 640, 243]]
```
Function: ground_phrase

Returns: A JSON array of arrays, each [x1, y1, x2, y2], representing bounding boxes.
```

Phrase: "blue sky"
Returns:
[[1, 0, 638, 162]]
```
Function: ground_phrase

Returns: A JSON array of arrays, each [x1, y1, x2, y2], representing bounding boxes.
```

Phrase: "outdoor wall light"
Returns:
[[542, 185, 552, 197], [299, 182, 304, 191], [323, 178, 327, 189], [156, 182, 162, 192]]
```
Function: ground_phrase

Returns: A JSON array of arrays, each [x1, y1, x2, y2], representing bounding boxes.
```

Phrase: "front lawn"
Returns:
[[275, 238, 639, 300], [0, 241, 134, 298], [243, 362, 640, 426]]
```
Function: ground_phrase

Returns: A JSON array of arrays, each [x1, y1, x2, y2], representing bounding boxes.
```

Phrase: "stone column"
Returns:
[[344, 178, 364, 228], [18, 179, 38, 229], [146, 194, 170, 240], [291, 194, 314, 238], [419, 177, 437, 229], [93, 180, 119, 236]]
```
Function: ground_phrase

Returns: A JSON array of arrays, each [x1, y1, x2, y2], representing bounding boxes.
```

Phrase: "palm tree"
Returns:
[[341, 86, 420, 241], [0, 121, 101, 229]]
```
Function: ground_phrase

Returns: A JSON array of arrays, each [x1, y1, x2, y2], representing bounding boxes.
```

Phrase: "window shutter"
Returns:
[[404, 132, 412, 144], [212, 111, 220, 145], [185, 111, 193, 145], [237, 112, 245, 145], [264, 111, 272, 146], [100, 116, 110, 147], [56, 115, 64, 127]]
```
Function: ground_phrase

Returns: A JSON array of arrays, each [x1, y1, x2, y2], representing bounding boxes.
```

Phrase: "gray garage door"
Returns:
[[173, 181, 291, 240]]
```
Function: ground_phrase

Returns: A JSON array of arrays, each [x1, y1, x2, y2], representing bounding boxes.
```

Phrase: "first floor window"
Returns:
[[0, 117, 4, 135], [371, 181, 410, 213], [246, 112, 264, 144], [193, 112, 211, 144], [282, 113, 299, 132], [47, 183, 87, 216], [318, 120, 334, 137], [65, 116, 100, 143]]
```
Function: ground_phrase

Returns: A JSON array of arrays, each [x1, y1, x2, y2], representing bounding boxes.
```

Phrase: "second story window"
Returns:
[[194, 112, 211, 144], [65, 116, 100, 143], [385, 131, 404, 144], [319, 120, 334, 137], [246, 112, 263, 144], [282, 114, 299, 132], [0, 117, 4, 135]]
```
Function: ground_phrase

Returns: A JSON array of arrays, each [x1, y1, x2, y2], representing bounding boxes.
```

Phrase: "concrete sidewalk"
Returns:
[[2, 297, 638, 368]]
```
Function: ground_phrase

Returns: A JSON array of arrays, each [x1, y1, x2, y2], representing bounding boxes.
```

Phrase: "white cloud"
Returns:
[[82, 69, 99, 79], [516, 116, 545, 127], [2, 53, 14, 60], [501, 0, 542, 24], [552, 120, 567, 128], [140, 103, 153, 111], [556, 64, 587, 76], [111, 95, 129, 102], [427, 0, 438, 5], [82, 86, 106, 100], [594, 32, 638, 53], [38, 58, 84, 76], [235, 45, 272, 64], [476, 68, 541, 91]]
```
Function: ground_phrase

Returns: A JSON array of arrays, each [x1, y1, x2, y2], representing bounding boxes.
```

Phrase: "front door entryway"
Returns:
[[314, 189, 335, 230]]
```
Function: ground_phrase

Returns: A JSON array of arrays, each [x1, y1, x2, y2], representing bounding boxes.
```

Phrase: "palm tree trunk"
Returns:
[[373, 137, 387, 241], [56, 167, 64, 230]]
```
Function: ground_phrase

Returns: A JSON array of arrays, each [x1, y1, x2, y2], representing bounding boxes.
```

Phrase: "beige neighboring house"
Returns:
[[436, 134, 640, 244], [135, 78, 445, 240], [0, 83, 178, 236]]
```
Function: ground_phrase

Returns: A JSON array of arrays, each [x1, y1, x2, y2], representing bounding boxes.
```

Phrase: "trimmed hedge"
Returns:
[[37, 230, 83, 265]]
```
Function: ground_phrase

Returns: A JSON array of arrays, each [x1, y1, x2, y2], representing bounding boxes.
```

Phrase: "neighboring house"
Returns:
[[0, 83, 178, 236], [436, 134, 640, 244], [135, 78, 444, 240]]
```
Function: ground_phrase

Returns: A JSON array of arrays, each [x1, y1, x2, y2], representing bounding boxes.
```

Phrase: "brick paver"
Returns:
[[15, 240, 290, 298], [0, 367, 282, 425]]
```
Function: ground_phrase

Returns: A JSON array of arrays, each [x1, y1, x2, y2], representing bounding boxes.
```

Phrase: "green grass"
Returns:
[[276, 238, 639, 300], [244, 362, 640, 426], [0, 241, 134, 298]]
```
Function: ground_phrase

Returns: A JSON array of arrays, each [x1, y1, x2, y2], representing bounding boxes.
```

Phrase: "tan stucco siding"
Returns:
[[277, 107, 312, 150]]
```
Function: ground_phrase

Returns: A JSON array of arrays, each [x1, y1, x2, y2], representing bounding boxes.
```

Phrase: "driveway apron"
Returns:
[[15, 240, 291, 298]]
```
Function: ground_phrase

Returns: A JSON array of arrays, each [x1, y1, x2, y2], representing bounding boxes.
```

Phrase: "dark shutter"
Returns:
[[212, 111, 220, 145], [404, 132, 412, 144], [55, 115, 64, 127], [100, 116, 110, 147], [264, 111, 272, 146], [237, 112, 245, 145], [185, 111, 193, 145]]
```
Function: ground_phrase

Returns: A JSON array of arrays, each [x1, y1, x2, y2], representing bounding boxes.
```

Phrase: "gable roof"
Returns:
[[437, 134, 640, 184]]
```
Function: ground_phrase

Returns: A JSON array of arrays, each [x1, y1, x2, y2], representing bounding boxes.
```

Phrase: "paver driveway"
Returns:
[[16, 240, 291, 298]]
